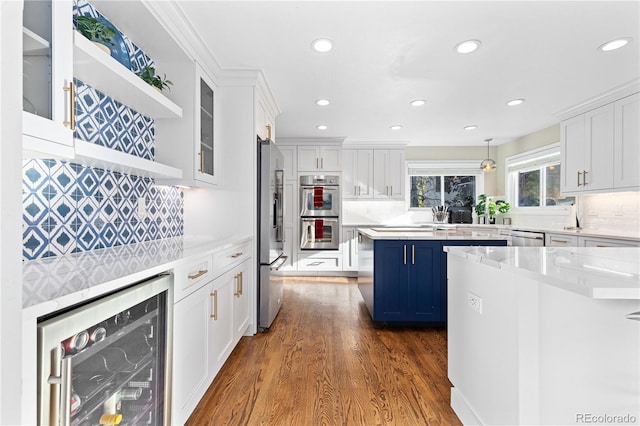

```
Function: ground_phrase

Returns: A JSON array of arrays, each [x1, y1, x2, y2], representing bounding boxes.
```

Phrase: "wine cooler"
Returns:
[[37, 274, 172, 426]]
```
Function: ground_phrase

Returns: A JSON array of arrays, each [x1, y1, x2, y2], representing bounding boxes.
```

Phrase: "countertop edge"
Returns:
[[22, 235, 253, 317]]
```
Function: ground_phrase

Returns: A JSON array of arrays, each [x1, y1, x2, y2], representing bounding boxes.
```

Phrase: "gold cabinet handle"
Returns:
[[411, 245, 415, 265], [231, 252, 243, 259], [577, 171, 582, 186], [583, 170, 588, 185], [234, 273, 240, 297], [266, 123, 272, 140], [210, 290, 218, 319], [63, 81, 76, 130], [188, 269, 208, 280], [403, 245, 407, 265], [198, 150, 205, 173], [316, 158, 319, 169], [239, 272, 243, 296], [390, 185, 393, 196], [321, 158, 324, 169]]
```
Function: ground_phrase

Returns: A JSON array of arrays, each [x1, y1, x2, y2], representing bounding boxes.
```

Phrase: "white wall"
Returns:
[[0, 1, 25, 423], [183, 86, 256, 240]]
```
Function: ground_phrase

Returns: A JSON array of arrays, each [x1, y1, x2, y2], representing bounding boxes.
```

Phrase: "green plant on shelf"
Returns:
[[73, 15, 116, 46], [136, 66, 173, 92]]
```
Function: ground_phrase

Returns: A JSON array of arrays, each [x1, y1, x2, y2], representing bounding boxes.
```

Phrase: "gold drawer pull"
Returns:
[[210, 290, 218, 319], [188, 269, 208, 280], [231, 252, 243, 259]]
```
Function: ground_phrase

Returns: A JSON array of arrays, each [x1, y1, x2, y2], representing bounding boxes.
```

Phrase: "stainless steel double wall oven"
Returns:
[[299, 175, 341, 250]]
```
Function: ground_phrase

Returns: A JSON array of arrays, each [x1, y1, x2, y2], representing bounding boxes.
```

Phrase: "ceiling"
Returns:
[[175, 1, 640, 147]]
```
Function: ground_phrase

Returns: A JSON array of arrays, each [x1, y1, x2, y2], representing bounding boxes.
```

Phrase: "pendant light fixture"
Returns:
[[480, 138, 496, 173]]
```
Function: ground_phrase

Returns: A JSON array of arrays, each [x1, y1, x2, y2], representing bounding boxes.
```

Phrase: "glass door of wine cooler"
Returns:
[[38, 275, 172, 426]]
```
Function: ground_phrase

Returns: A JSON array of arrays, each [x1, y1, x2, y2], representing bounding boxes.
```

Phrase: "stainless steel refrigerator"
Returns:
[[257, 136, 287, 330]]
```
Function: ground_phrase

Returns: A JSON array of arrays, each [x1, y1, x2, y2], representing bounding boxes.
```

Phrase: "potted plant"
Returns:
[[474, 194, 488, 223], [136, 65, 173, 92], [73, 15, 115, 54], [495, 200, 511, 224]]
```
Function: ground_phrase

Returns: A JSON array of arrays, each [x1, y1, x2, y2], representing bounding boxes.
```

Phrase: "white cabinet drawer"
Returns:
[[581, 237, 639, 247], [173, 255, 214, 302], [213, 241, 251, 274], [297, 251, 342, 271], [545, 234, 579, 247]]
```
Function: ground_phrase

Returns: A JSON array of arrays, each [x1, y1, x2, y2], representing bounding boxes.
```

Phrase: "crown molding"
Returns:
[[555, 78, 640, 121]]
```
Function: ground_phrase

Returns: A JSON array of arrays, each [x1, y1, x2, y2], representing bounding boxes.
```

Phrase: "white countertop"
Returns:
[[444, 246, 640, 300], [345, 223, 640, 242], [358, 227, 510, 241], [22, 235, 252, 316]]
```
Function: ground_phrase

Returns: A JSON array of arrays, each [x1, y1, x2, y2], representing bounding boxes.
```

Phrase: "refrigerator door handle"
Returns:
[[47, 349, 72, 426], [271, 255, 289, 271]]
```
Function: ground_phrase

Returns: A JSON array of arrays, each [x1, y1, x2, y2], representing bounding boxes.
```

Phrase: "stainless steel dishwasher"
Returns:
[[510, 230, 545, 246]]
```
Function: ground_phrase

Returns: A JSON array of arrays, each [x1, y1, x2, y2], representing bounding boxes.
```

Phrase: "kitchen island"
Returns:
[[445, 246, 640, 425], [357, 227, 509, 324]]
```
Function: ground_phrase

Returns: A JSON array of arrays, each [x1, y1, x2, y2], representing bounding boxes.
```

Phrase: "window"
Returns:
[[407, 161, 482, 209], [506, 145, 575, 209]]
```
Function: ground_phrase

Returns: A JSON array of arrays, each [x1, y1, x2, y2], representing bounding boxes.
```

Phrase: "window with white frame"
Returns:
[[506, 144, 575, 208], [407, 161, 484, 209]]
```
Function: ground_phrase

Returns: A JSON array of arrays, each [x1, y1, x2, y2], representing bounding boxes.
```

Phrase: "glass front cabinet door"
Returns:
[[195, 66, 217, 185], [23, 0, 74, 154]]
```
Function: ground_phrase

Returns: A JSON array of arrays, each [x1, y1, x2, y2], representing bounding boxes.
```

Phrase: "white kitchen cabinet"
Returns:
[[373, 149, 405, 199], [297, 145, 342, 172], [545, 233, 579, 247], [343, 149, 374, 199], [560, 103, 614, 193], [279, 145, 297, 181], [22, 0, 74, 157], [156, 62, 219, 187], [342, 226, 360, 271], [232, 260, 252, 341], [172, 239, 253, 424], [172, 282, 213, 425], [283, 181, 296, 228], [208, 268, 235, 377], [580, 236, 640, 248], [559, 85, 640, 194], [613, 93, 640, 189]]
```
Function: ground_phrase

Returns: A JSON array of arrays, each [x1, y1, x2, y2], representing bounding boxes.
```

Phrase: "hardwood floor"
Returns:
[[186, 277, 461, 426]]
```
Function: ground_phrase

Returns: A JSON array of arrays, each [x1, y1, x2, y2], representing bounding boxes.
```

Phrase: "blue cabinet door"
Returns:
[[408, 241, 441, 322], [373, 240, 409, 320]]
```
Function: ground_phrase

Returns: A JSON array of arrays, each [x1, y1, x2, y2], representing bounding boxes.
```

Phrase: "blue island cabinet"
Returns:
[[360, 237, 508, 324], [373, 240, 442, 323]]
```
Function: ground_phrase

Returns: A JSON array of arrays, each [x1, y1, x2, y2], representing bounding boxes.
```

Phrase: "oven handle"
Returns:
[[271, 255, 289, 271], [48, 348, 72, 426]]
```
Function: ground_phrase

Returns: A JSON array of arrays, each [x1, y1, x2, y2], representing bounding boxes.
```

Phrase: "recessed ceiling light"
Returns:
[[311, 38, 333, 53], [598, 37, 631, 52], [506, 98, 525, 106], [455, 39, 481, 54], [316, 125, 328, 130], [410, 99, 426, 107], [315, 99, 330, 106], [390, 125, 403, 130], [464, 125, 478, 131]]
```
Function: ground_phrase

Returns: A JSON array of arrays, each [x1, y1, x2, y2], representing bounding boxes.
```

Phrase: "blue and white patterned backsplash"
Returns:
[[23, 160, 184, 260], [75, 78, 155, 160]]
